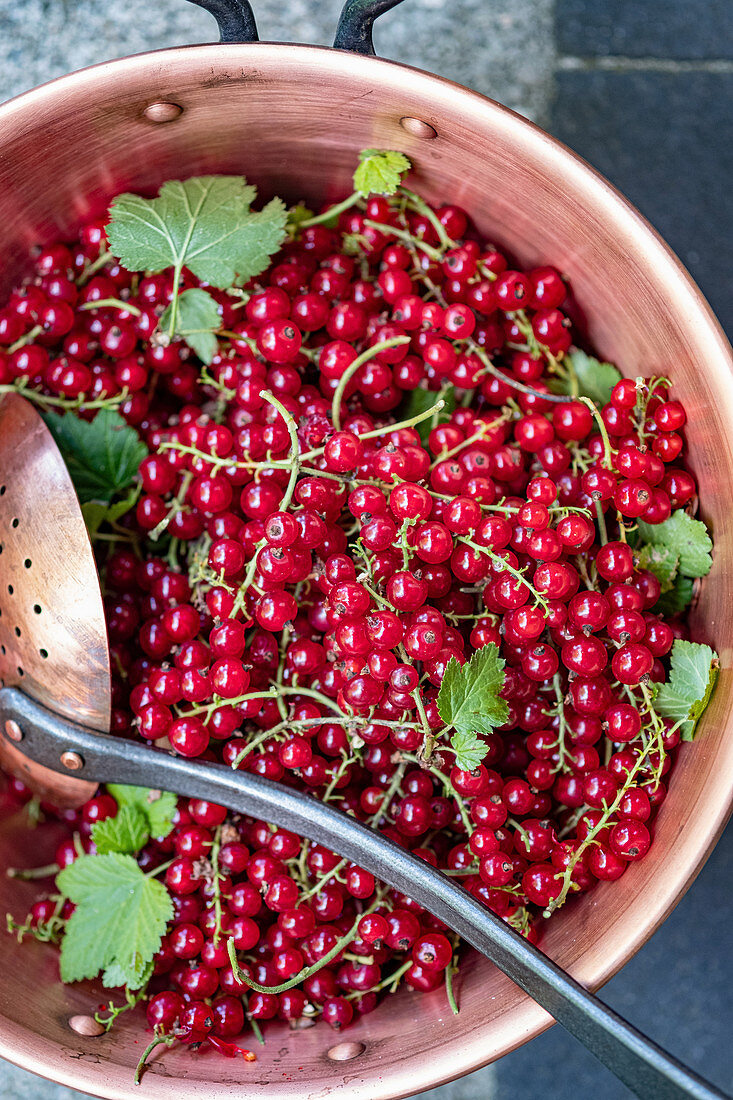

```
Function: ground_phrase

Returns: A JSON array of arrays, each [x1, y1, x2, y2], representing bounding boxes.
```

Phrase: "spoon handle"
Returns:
[[2, 686, 729, 1100]]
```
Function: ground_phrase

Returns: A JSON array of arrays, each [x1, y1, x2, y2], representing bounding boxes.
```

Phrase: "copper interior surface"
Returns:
[[0, 42, 731, 1100]]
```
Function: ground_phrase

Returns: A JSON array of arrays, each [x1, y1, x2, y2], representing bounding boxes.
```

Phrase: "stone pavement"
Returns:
[[0, 2, 730, 1098]]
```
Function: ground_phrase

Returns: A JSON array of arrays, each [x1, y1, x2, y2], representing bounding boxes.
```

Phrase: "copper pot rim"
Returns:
[[0, 40, 727, 344], [0, 40, 730, 1100]]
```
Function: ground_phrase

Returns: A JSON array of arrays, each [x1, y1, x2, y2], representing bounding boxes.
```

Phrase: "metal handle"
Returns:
[[0, 686, 728, 1100], [186, 0, 259, 42], [334, 0, 408, 55], [185, 0, 408, 53]]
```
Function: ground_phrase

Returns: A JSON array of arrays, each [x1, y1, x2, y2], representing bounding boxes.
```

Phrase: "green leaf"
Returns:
[[106, 177, 288, 288], [91, 805, 149, 855], [402, 386, 456, 445], [80, 500, 110, 538], [437, 644, 509, 741], [102, 958, 154, 991], [287, 203, 314, 230], [81, 483, 141, 538], [159, 287, 221, 364], [57, 854, 173, 989], [450, 728, 491, 772], [554, 349, 622, 406], [353, 149, 411, 197], [106, 785, 177, 840], [42, 408, 147, 505], [654, 639, 719, 741], [637, 510, 712, 578], [654, 574, 695, 617], [635, 543, 679, 590]]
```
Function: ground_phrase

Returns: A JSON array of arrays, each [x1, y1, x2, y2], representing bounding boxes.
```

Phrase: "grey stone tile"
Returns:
[[552, 70, 733, 337], [556, 0, 733, 60], [0, 0, 555, 125]]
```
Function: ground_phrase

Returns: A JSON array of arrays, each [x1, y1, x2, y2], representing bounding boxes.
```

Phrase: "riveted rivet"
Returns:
[[143, 101, 183, 123], [60, 751, 83, 771], [399, 116, 437, 139], [327, 1041, 366, 1061], [68, 1015, 105, 1037], [4, 719, 22, 742]]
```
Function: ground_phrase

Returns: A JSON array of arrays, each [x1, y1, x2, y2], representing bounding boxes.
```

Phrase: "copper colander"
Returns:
[[0, 2, 732, 1098]]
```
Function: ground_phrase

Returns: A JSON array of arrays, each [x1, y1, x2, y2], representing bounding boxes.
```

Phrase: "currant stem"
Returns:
[[210, 824, 224, 945], [370, 761, 407, 829], [227, 898, 381, 994], [297, 192, 361, 229], [331, 336, 410, 431], [79, 298, 141, 317], [594, 497, 609, 545], [258, 389, 301, 511], [8, 324, 43, 353], [579, 396, 614, 469], [470, 345, 572, 404], [363, 219, 443, 262], [134, 1031, 176, 1086], [6, 862, 60, 880], [401, 188, 457, 250], [445, 959, 460, 1015], [77, 249, 113, 285]]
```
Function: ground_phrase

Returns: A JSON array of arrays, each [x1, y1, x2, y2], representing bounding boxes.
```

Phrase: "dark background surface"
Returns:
[[0, 2, 730, 1098]]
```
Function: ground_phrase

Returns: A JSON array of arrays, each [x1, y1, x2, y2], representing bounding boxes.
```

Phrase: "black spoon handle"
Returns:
[[1, 687, 728, 1100]]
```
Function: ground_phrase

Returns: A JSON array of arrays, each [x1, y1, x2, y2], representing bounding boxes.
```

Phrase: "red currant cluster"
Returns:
[[1, 182, 697, 1049]]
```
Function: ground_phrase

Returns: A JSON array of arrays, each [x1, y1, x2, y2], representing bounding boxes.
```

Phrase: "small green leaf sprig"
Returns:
[[54, 786, 176, 991], [106, 176, 288, 363]]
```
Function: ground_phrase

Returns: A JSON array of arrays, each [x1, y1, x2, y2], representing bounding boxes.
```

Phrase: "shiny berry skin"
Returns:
[[609, 819, 651, 860], [611, 643, 654, 685], [257, 319, 302, 362], [412, 932, 453, 970], [147, 990, 184, 1030], [596, 541, 634, 582]]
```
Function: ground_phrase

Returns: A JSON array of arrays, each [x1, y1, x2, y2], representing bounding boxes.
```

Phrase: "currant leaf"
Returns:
[[635, 543, 679, 590], [91, 805, 149, 856], [57, 854, 173, 989], [653, 574, 695, 617], [353, 149, 412, 197], [637, 510, 713, 578], [106, 177, 288, 288], [654, 639, 719, 741], [102, 958, 154, 991], [106, 785, 177, 840], [42, 408, 147, 505], [437, 644, 509, 742], [159, 287, 221, 364], [450, 728, 491, 772], [554, 349, 622, 407], [80, 483, 141, 538]]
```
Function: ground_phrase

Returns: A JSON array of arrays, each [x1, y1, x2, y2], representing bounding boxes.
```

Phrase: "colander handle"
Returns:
[[0, 685, 728, 1100], [186, 0, 408, 54]]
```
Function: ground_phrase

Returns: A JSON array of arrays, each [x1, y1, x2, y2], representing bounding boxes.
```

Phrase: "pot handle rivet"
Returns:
[[399, 117, 437, 139], [327, 1040, 367, 1061], [60, 751, 84, 771], [143, 102, 184, 123], [4, 719, 22, 742]]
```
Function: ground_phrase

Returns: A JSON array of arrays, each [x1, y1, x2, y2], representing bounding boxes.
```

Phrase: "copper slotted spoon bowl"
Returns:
[[0, 384, 728, 1100], [0, 0, 732, 1098]]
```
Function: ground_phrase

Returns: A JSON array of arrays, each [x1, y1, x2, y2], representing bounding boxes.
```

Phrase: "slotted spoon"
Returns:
[[0, 390, 727, 1100]]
